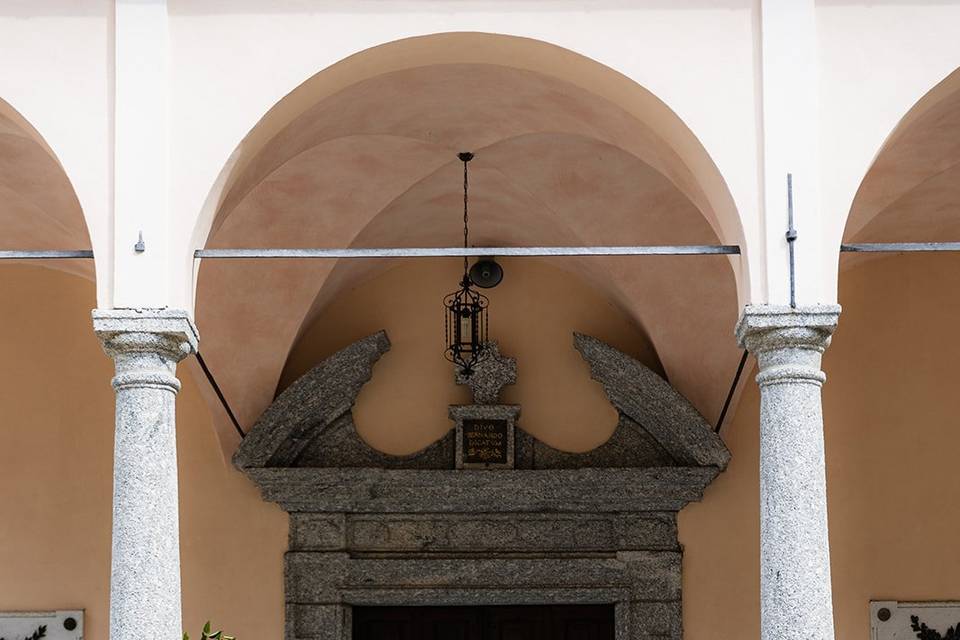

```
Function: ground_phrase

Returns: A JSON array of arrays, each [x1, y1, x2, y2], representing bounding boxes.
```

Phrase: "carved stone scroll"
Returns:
[[565, 333, 730, 469]]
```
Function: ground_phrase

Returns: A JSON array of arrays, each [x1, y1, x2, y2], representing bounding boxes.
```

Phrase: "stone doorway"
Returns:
[[352, 605, 615, 640], [234, 332, 730, 640]]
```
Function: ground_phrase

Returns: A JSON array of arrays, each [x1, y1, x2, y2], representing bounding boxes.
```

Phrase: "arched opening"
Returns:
[[0, 97, 95, 281], [842, 67, 960, 246], [828, 66, 960, 636], [0, 97, 104, 635], [191, 33, 747, 459]]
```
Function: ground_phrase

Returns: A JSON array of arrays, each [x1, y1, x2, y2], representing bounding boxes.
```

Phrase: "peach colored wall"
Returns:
[[679, 367, 761, 639], [0, 265, 287, 640], [824, 254, 960, 635], [0, 266, 112, 637], [177, 348, 288, 639], [682, 253, 960, 638], [279, 258, 663, 455], [6, 253, 960, 640]]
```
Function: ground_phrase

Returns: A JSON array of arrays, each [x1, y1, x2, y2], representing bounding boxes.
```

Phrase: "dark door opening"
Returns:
[[352, 605, 615, 640]]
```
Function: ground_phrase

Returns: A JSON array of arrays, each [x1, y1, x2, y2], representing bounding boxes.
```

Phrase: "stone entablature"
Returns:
[[235, 331, 729, 640]]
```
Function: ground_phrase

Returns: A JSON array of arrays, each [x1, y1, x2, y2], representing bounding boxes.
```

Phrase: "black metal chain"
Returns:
[[462, 156, 469, 275]]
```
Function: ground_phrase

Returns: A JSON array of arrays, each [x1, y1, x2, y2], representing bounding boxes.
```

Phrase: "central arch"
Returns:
[[191, 33, 748, 454]]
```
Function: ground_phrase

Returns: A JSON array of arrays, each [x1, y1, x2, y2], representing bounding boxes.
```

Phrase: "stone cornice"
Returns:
[[245, 467, 720, 513]]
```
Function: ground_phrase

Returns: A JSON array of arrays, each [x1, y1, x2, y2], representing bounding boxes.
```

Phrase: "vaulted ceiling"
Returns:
[[845, 68, 960, 244], [195, 62, 742, 450], [0, 101, 91, 279]]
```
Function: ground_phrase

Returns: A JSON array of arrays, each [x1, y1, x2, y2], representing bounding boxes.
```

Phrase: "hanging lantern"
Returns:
[[444, 275, 488, 374], [444, 152, 489, 375]]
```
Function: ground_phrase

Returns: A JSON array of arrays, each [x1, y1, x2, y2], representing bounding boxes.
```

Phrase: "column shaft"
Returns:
[[94, 309, 199, 640], [736, 305, 839, 640]]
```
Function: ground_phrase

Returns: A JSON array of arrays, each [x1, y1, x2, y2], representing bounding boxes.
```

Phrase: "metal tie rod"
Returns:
[[11, 242, 960, 261], [0, 250, 94, 259], [194, 245, 741, 259], [841, 242, 960, 252]]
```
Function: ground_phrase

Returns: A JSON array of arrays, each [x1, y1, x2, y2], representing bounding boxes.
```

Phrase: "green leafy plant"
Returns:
[[0, 624, 46, 640], [183, 621, 234, 640]]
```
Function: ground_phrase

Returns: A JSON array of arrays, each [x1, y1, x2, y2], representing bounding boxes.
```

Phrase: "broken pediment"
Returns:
[[570, 333, 730, 469], [233, 331, 729, 473]]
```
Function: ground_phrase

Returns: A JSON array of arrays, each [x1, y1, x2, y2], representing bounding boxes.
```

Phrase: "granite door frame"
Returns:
[[285, 547, 682, 640], [288, 589, 675, 640], [236, 332, 730, 640]]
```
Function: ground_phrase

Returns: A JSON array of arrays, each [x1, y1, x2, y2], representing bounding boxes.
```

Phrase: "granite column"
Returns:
[[736, 305, 840, 640], [93, 309, 199, 640]]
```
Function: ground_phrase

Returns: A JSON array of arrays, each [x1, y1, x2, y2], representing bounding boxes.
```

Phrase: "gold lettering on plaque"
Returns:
[[462, 419, 508, 465]]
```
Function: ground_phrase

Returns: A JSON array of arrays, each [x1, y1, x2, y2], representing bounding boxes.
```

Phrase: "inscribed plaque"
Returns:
[[461, 419, 508, 464]]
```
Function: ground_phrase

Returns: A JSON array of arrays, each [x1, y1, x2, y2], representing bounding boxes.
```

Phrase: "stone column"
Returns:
[[93, 309, 199, 640], [735, 304, 840, 640]]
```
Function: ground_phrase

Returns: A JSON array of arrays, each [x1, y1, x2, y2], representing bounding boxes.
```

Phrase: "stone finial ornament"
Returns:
[[454, 341, 516, 404]]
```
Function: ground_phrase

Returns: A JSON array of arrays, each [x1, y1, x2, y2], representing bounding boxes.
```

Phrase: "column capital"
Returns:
[[93, 308, 199, 361], [735, 304, 841, 353], [737, 304, 840, 389]]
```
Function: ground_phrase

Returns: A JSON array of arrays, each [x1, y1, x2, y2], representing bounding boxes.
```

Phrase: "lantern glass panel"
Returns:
[[459, 307, 473, 351]]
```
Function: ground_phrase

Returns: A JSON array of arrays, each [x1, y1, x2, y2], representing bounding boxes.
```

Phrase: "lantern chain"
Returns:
[[462, 154, 470, 275]]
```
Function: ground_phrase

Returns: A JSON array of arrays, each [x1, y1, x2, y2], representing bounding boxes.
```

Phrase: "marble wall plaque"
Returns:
[[0, 611, 83, 640], [871, 601, 960, 640]]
